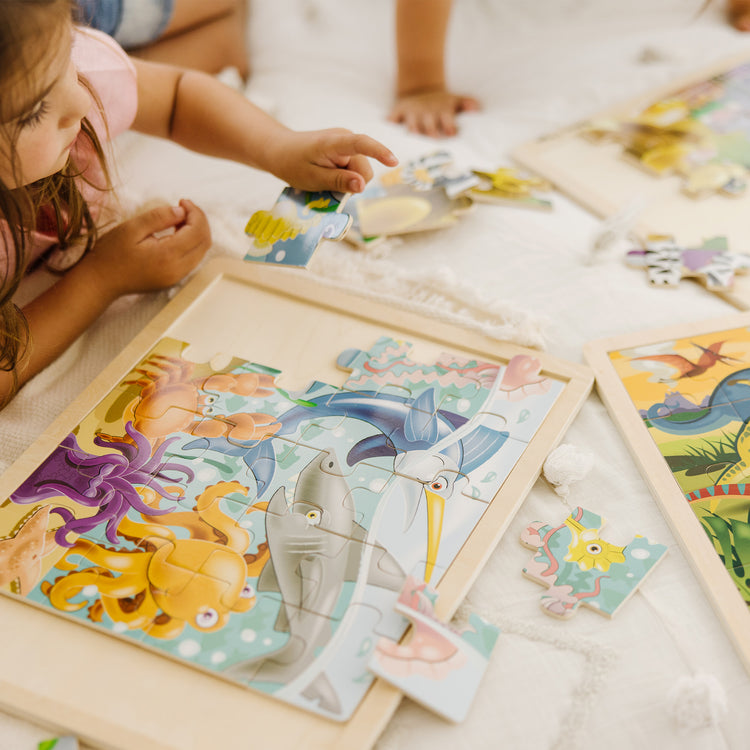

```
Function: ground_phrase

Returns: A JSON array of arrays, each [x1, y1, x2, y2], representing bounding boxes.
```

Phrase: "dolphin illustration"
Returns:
[[225, 449, 404, 710]]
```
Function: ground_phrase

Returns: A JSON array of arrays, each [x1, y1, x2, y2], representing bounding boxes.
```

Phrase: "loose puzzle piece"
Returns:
[[244, 188, 352, 267], [38, 738, 79, 750], [520, 506, 667, 618], [368, 575, 500, 723], [345, 151, 475, 243], [626, 235, 750, 291], [1, 334, 566, 722], [470, 167, 553, 210]]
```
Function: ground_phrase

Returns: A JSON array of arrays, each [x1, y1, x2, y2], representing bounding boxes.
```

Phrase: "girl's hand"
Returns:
[[86, 199, 211, 299], [389, 91, 480, 137], [271, 129, 398, 194]]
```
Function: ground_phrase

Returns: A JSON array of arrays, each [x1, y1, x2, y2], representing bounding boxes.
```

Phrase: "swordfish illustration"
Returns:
[[186, 386, 509, 580], [224, 449, 405, 713]]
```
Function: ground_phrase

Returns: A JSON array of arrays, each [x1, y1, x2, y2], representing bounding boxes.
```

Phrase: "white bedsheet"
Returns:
[[2, 1, 750, 748]]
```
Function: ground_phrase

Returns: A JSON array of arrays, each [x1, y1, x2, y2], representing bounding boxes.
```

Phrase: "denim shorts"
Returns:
[[75, 0, 174, 49]]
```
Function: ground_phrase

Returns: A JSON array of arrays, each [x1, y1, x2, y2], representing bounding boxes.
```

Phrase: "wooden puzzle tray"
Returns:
[[585, 312, 750, 674], [513, 50, 750, 310], [0, 258, 592, 749]]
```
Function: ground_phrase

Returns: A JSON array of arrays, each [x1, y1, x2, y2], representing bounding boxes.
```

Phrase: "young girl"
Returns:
[[0, 0, 397, 407]]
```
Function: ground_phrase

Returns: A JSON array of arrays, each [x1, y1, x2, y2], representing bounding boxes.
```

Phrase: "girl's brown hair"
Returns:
[[0, 0, 111, 393]]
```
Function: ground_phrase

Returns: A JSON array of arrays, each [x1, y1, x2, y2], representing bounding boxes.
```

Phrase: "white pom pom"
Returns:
[[543, 443, 595, 497], [667, 674, 728, 732]]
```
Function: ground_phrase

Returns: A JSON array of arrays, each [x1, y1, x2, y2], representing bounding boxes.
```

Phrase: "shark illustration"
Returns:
[[225, 449, 404, 712]]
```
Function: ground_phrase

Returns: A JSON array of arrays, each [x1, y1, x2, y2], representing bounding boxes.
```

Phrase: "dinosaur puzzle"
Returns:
[[609, 326, 750, 605]]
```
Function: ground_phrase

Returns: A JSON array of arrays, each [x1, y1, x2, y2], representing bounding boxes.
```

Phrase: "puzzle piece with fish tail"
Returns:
[[520, 506, 667, 619]]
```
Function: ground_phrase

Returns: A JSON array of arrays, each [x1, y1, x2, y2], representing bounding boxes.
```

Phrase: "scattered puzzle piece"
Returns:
[[626, 235, 750, 292], [470, 167, 553, 210], [38, 738, 79, 750], [245, 188, 352, 267], [520, 506, 667, 618], [368, 575, 500, 722]]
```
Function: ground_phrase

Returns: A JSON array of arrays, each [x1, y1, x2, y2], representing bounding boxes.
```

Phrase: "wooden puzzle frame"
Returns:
[[513, 50, 750, 310], [0, 258, 592, 749], [585, 311, 750, 674]]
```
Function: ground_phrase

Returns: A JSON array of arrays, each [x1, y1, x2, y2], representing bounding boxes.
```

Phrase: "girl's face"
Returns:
[[0, 24, 91, 188]]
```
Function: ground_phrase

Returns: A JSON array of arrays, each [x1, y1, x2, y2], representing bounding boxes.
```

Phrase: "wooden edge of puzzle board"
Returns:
[[512, 49, 750, 311], [0, 257, 593, 750], [583, 310, 750, 674]]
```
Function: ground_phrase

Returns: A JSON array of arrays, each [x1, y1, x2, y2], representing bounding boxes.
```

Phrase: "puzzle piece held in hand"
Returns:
[[244, 188, 352, 267], [520, 506, 667, 619], [626, 235, 750, 292], [368, 575, 500, 723]]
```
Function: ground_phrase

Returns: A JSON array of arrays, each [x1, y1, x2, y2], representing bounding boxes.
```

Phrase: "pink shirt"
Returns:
[[1, 27, 138, 274]]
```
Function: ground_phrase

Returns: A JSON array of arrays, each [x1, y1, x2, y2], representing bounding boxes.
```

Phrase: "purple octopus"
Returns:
[[10, 422, 193, 546]]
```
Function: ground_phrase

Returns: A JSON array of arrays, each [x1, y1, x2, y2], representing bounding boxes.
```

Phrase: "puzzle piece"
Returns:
[[470, 167, 553, 210], [244, 188, 352, 267], [0, 504, 57, 595], [520, 506, 667, 619], [368, 575, 500, 722], [626, 235, 750, 291], [38, 738, 79, 750]]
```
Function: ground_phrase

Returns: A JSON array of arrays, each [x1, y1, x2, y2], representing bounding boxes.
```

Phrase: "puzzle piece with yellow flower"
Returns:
[[520, 506, 667, 619]]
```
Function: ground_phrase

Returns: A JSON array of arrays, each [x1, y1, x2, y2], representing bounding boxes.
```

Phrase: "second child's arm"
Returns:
[[131, 60, 398, 192]]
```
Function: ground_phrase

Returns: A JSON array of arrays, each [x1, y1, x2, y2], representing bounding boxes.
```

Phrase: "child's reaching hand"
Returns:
[[85, 200, 211, 298], [269, 129, 399, 194], [388, 91, 480, 138]]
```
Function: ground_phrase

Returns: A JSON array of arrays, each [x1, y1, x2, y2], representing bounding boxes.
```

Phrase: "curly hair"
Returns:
[[0, 0, 111, 395]]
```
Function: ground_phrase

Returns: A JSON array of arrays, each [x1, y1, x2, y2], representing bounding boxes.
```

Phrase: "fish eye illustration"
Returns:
[[586, 543, 603, 555], [305, 509, 322, 526]]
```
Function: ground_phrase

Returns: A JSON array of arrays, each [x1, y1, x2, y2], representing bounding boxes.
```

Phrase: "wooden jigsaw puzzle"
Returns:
[[1, 334, 565, 720], [514, 50, 750, 305], [0, 259, 592, 748], [586, 311, 750, 673], [520, 506, 666, 619]]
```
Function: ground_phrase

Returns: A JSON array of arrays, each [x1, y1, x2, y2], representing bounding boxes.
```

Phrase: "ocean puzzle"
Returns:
[[1, 334, 565, 721]]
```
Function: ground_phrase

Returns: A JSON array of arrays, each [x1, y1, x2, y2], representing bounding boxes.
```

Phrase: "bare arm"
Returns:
[[389, 0, 479, 137], [0, 201, 210, 404], [131, 59, 398, 192]]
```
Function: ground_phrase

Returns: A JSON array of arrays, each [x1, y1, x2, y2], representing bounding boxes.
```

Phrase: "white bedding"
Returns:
[[3, 1, 750, 748]]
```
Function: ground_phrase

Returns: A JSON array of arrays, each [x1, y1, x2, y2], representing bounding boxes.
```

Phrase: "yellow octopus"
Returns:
[[42, 481, 269, 639]]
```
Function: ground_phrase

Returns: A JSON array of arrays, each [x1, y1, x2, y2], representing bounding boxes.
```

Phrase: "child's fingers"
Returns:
[[332, 132, 398, 169], [132, 203, 188, 239]]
